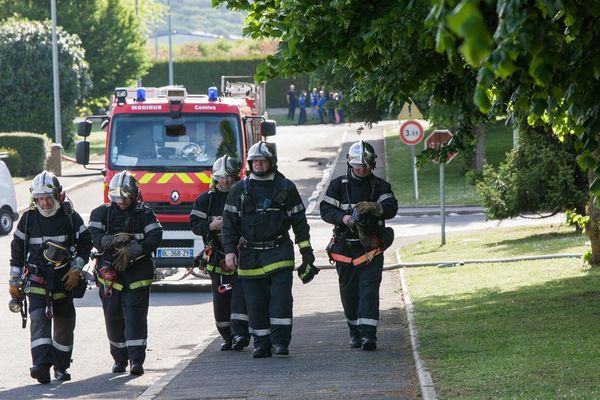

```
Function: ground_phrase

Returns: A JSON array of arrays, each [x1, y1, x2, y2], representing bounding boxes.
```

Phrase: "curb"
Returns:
[[397, 249, 438, 400]]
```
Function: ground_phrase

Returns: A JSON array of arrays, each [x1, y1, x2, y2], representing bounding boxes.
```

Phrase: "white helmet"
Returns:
[[212, 155, 241, 181], [30, 171, 63, 217], [108, 171, 140, 202], [247, 142, 277, 175], [347, 141, 376, 168]]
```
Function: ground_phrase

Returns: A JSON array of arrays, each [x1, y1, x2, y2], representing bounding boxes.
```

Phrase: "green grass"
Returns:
[[385, 120, 513, 206], [401, 225, 600, 399]]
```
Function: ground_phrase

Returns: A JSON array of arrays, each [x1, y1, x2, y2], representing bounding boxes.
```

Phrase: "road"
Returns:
[[0, 122, 563, 398]]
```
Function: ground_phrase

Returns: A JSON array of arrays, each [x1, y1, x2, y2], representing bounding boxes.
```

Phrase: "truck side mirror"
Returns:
[[77, 120, 92, 137], [75, 141, 90, 165], [165, 118, 187, 136], [260, 120, 276, 137]]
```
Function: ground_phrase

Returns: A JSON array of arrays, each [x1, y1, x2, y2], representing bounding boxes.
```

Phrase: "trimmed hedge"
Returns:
[[0, 133, 48, 176], [0, 147, 22, 176], [142, 57, 310, 108]]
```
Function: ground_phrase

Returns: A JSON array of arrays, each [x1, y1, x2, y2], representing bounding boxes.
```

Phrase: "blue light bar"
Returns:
[[208, 86, 218, 101]]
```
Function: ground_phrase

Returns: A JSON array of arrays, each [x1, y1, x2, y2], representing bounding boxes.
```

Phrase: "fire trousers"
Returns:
[[29, 294, 75, 370], [99, 285, 149, 364], [336, 253, 383, 341], [209, 272, 249, 341], [242, 269, 293, 349]]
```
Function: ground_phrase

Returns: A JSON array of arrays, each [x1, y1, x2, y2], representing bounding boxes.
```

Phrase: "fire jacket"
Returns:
[[190, 188, 229, 275], [10, 205, 92, 297], [320, 172, 398, 264], [88, 202, 162, 290], [222, 172, 312, 278]]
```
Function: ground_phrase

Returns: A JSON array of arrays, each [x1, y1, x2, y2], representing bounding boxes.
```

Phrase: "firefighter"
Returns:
[[8, 171, 92, 383], [88, 171, 163, 376], [320, 141, 398, 351], [222, 141, 318, 358], [190, 155, 250, 351]]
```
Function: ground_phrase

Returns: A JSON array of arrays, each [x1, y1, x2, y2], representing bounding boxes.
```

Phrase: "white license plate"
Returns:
[[157, 248, 193, 258]]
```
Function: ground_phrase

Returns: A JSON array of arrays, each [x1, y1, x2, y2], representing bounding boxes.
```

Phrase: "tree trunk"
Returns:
[[471, 123, 486, 173], [586, 170, 600, 266]]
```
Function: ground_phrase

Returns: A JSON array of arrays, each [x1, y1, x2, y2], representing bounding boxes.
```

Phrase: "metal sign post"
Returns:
[[399, 120, 424, 201], [424, 129, 458, 246]]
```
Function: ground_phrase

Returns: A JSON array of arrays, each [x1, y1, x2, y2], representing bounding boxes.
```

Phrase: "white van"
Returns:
[[0, 155, 18, 235]]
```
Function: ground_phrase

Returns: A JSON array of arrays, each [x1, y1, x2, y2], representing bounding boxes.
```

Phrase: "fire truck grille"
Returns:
[[160, 222, 192, 231], [146, 202, 194, 215], [161, 239, 194, 247]]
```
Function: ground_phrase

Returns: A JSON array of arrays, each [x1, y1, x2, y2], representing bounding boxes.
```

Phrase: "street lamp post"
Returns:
[[50, 0, 62, 175], [167, 0, 173, 85]]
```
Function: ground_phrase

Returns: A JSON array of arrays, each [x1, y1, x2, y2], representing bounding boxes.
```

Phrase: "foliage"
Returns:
[[0, 132, 48, 176], [477, 125, 587, 219], [0, 19, 91, 146], [0, 0, 151, 101], [0, 147, 21, 176], [142, 57, 309, 108]]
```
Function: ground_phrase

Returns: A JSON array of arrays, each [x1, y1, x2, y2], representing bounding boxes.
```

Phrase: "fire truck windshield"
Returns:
[[108, 114, 242, 170]]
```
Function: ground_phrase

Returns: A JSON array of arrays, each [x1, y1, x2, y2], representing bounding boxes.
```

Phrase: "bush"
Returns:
[[0, 19, 91, 148], [0, 147, 22, 176], [476, 125, 587, 219], [142, 57, 309, 108], [0, 132, 48, 176]]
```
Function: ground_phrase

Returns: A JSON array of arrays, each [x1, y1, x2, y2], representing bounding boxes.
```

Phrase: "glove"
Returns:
[[354, 201, 382, 216], [112, 233, 133, 248], [8, 284, 21, 299], [112, 247, 129, 272], [300, 248, 315, 266], [125, 240, 145, 260], [346, 217, 357, 232], [100, 235, 114, 250], [62, 268, 81, 291], [297, 262, 319, 284]]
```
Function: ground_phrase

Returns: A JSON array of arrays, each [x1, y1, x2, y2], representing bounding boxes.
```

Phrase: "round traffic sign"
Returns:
[[399, 120, 424, 145]]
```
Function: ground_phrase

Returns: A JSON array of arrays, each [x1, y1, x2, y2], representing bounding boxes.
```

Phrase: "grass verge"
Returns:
[[401, 224, 597, 399], [63, 129, 106, 159]]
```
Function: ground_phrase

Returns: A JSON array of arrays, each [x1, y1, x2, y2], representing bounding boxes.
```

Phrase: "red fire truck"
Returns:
[[76, 79, 275, 275]]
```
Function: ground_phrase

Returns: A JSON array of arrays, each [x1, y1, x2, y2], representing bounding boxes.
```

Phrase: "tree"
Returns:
[[0, 0, 153, 102], [428, 0, 600, 264], [0, 19, 91, 145]]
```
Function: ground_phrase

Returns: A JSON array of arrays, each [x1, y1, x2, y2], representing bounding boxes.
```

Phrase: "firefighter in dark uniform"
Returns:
[[190, 155, 250, 351], [320, 141, 398, 351], [8, 172, 92, 383], [88, 171, 163, 376], [222, 142, 318, 358]]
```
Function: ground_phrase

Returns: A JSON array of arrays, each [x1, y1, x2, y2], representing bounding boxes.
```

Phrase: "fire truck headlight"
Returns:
[[208, 86, 218, 101], [115, 88, 128, 105]]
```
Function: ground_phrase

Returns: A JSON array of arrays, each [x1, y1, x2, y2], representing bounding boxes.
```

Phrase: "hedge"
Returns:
[[0, 147, 22, 177], [142, 57, 310, 108], [0, 132, 48, 176]]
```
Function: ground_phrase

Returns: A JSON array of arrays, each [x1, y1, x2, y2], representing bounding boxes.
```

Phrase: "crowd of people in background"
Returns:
[[286, 85, 345, 125]]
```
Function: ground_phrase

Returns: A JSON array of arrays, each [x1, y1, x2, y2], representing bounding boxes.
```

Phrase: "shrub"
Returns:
[[0, 19, 91, 148], [0, 132, 48, 176], [0, 147, 22, 176]]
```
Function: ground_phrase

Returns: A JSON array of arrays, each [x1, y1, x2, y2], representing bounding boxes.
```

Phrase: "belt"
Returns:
[[330, 248, 383, 267], [239, 234, 287, 250], [29, 274, 47, 285]]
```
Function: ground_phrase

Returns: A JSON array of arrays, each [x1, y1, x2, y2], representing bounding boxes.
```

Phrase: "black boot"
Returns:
[[231, 335, 250, 351], [252, 346, 272, 358], [54, 368, 71, 381], [349, 336, 362, 349], [272, 344, 289, 356], [30, 364, 51, 384], [112, 361, 128, 373], [361, 337, 377, 351], [130, 361, 144, 376], [220, 339, 233, 351]]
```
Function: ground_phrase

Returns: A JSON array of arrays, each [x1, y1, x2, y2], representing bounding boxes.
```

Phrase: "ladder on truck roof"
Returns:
[[221, 76, 266, 116]]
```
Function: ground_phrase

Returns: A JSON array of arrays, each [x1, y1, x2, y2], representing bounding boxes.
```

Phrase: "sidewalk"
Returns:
[[141, 267, 419, 400]]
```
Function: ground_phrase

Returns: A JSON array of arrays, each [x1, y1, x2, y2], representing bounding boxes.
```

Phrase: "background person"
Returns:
[[9, 171, 92, 383], [88, 171, 163, 376]]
